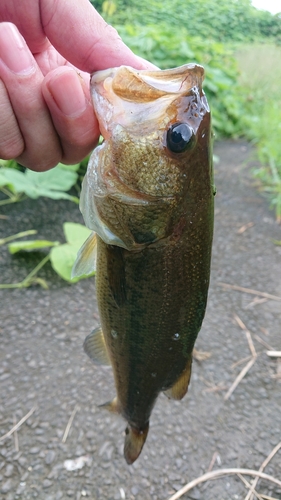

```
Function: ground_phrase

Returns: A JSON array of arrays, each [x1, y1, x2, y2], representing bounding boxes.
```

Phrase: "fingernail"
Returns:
[[0, 23, 35, 75], [47, 69, 87, 117]]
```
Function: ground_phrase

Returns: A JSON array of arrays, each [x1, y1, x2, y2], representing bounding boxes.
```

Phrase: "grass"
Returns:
[[235, 43, 281, 221]]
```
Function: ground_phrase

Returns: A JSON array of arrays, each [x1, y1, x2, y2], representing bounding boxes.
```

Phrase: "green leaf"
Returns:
[[0, 168, 31, 193], [50, 244, 81, 282], [63, 222, 92, 246], [8, 240, 59, 254], [25, 166, 78, 193], [50, 223, 93, 282], [0, 165, 78, 201], [57, 162, 81, 172]]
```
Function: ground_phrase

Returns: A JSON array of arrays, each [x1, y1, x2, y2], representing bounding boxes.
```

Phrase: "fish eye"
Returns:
[[166, 123, 195, 153]]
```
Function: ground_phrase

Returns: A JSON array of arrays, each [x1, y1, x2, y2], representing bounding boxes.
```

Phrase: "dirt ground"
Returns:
[[0, 140, 281, 500]]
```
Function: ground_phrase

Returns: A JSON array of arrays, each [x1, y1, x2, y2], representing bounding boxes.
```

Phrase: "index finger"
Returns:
[[41, 0, 153, 72]]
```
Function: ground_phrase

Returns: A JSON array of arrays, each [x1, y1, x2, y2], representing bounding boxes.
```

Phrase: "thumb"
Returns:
[[41, 0, 152, 72]]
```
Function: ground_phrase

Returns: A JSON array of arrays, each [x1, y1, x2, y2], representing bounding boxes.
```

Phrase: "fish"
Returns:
[[73, 63, 215, 464]]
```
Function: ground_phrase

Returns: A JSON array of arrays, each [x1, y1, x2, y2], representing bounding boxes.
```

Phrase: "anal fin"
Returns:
[[124, 423, 149, 465], [164, 356, 192, 400], [83, 326, 111, 365], [99, 396, 119, 413], [72, 231, 97, 278]]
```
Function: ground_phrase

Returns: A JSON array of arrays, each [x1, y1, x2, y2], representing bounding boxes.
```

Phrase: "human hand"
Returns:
[[0, 0, 154, 171]]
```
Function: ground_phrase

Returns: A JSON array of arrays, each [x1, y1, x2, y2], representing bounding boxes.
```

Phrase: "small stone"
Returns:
[[29, 447, 40, 454], [131, 486, 139, 495], [28, 360, 37, 368], [1, 478, 13, 493], [43, 479, 53, 489], [18, 456, 27, 467], [45, 450, 56, 465], [187, 487, 201, 499], [16, 482, 26, 495], [5, 464, 14, 477]]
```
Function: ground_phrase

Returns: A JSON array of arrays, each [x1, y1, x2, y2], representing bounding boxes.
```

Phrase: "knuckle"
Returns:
[[17, 155, 61, 172], [0, 136, 24, 160]]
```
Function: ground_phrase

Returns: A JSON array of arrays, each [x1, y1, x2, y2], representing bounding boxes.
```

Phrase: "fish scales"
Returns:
[[73, 63, 214, 464]]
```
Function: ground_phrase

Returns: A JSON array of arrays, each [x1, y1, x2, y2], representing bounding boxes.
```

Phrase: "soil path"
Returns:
[[0, 141, 281, 500]]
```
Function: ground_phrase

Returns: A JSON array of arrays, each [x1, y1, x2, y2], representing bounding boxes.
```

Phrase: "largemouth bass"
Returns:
[[73, 64, 214, 464]]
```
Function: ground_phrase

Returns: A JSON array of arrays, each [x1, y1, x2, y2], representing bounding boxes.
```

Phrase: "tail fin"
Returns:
[[124, 423, 149, 465]]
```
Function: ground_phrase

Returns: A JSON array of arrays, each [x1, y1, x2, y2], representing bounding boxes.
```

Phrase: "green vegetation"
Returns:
[[1, 0, 281, 288], [118, 25, 243, 137], [0, 223, 93, 289], [92, 0, 281, 42], [0, 161, 80, 206], [91, 0, 281, 220], [236, 44, 281, 221]]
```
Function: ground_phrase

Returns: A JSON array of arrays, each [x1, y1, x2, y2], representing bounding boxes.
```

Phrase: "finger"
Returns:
[[42, 67, 99, 165], [0, 23, 62, 170], [0, 0, 49, 53], [0, 78, 24, 159], [34, 45, 90, 86], [40, 0, 156, 72]]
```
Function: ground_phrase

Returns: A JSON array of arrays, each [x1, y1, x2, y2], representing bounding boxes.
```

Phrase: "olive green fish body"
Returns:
[[75, 64, 214, 464]]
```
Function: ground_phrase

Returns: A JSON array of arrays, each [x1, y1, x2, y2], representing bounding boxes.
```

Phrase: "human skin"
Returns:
[[0, 0, 155, 171]]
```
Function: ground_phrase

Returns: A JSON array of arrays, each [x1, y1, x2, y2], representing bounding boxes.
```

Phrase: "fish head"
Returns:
[[80, 64, 212, 250]]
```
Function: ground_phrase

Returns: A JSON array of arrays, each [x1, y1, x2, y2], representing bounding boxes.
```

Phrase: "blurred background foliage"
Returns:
[[1, 0, 281, 228], [90, 0, 281, 220]]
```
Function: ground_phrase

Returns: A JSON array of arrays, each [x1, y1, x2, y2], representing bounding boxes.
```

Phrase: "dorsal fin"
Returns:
[[164, 356, 192, 400], [72, 232, 97, 278], [83, 327, 111, 366]]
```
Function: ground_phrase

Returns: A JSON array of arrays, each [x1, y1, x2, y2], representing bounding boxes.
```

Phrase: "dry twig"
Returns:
[[224, 357, 257, 400], [231, 355, 252, 369], [237, 222, 255, 234], [0, 406, 36, 442], [207, 452, 219, 472], [192, 348, 211, 361], [260, 495, 279, 500], [167, 468, 281, 500], [13, 414, 19, 452], [245, 441, 281, 500], [224, 316, 258, 400], [266, 351, 281, 358], [218, 283, 281, 302], [237, 474, 263, 500], [245, 297, 268, 309], [62, 404, 80, 443], [254, 335, 274, 350], [204, 382, 227, 393], [233, 315, 257, 357]]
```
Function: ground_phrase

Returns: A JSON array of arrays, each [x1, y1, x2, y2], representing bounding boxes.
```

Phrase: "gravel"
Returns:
[[0, 140, 281, 499]]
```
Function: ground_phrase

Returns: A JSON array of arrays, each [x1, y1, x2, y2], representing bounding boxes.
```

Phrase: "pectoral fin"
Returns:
[[71, 232, 97, 278], [164, 356, 192, 400], [83, 327, 111, 366], [124, 423, 149, 465]]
